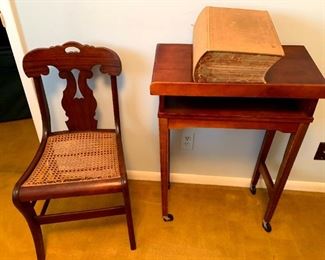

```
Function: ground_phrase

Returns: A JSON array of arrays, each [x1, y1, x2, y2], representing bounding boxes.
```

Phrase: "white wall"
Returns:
[[11, 0, 325, 182]]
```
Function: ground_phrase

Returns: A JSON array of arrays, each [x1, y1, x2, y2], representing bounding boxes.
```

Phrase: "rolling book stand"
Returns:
[[150, 43, 325, 232]]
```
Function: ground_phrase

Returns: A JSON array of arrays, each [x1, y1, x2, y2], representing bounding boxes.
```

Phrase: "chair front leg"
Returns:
[[122, 186, 136, 250], [13, 200, 45, 260]]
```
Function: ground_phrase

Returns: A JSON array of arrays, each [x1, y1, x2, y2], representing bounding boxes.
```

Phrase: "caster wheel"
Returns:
[[163, 214, 174, 222], [250, 185, 256, 195], [262, 220, 272, 232]]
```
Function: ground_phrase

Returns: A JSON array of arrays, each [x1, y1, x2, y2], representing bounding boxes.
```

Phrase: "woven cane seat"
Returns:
[[22, 131, 121, 188]]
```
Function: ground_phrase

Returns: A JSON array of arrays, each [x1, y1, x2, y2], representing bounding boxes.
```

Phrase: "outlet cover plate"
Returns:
[[181, 130, 195, 150]]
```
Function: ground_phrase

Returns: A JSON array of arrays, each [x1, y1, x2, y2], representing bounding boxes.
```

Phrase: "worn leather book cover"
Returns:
[[193, 7, 284, 83]]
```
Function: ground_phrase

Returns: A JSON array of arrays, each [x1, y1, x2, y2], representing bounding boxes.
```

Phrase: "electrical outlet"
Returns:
[[314, 142, 325, 160], [181, 131, 195, 150]]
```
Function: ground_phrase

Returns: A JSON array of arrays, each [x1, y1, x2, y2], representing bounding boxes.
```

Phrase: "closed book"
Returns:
[[193, 7, 284, 83]]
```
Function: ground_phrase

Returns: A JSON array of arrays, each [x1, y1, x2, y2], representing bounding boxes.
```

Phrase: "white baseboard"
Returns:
[[127, 170, 325, 193]]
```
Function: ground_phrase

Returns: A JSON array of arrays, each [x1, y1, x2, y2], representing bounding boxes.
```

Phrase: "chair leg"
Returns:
[[14, 201, 45, 260], [122, 186, 136, 250]]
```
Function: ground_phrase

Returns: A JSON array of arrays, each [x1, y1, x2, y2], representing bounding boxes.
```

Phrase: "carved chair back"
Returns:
[[23, 41, 122, 134]]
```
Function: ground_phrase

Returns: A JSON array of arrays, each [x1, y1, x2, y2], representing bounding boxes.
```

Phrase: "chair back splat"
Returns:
[[12, 42, 136, 260], [23, 41, 121, 131]]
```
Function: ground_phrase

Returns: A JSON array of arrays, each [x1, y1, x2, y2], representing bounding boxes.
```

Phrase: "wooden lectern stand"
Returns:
[[150, 43, 325, 231]]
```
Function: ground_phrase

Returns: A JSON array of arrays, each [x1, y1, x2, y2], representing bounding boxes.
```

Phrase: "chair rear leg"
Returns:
[[14, 201, 45, 260], [122, 186, 136, 250]]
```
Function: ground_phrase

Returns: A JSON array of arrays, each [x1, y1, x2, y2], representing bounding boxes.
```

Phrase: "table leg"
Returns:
[[159, 118, 173, 221], [263, 123, 309, 231], [167, 128, 171, 189], [250, 130, 276, 194]]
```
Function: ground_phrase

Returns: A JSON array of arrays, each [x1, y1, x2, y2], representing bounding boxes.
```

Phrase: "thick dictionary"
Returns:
[[193, 7, 284, 83]]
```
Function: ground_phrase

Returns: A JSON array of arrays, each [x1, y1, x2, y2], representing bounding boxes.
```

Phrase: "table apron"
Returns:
[[167, 118, 303, 133]]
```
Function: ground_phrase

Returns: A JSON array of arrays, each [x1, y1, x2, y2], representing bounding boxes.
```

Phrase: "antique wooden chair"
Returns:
[[12, 41, 136, 260]]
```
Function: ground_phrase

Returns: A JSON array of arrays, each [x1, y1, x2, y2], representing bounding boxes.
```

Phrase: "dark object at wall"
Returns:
[[0, 24, 31, 122], [314, 142, 325, 160]]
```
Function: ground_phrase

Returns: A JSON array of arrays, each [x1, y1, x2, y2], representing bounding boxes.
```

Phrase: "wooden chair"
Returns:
[[12, 41, 136, 260]]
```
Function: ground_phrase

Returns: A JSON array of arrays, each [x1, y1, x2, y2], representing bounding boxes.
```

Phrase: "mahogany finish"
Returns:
[[150, 43, 325, 230], [151, 44, 325, 98], [12, 42, 136, 260]]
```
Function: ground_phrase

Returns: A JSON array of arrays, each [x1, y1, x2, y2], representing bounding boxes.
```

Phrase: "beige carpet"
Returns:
[[1, 119, 324, 259]]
